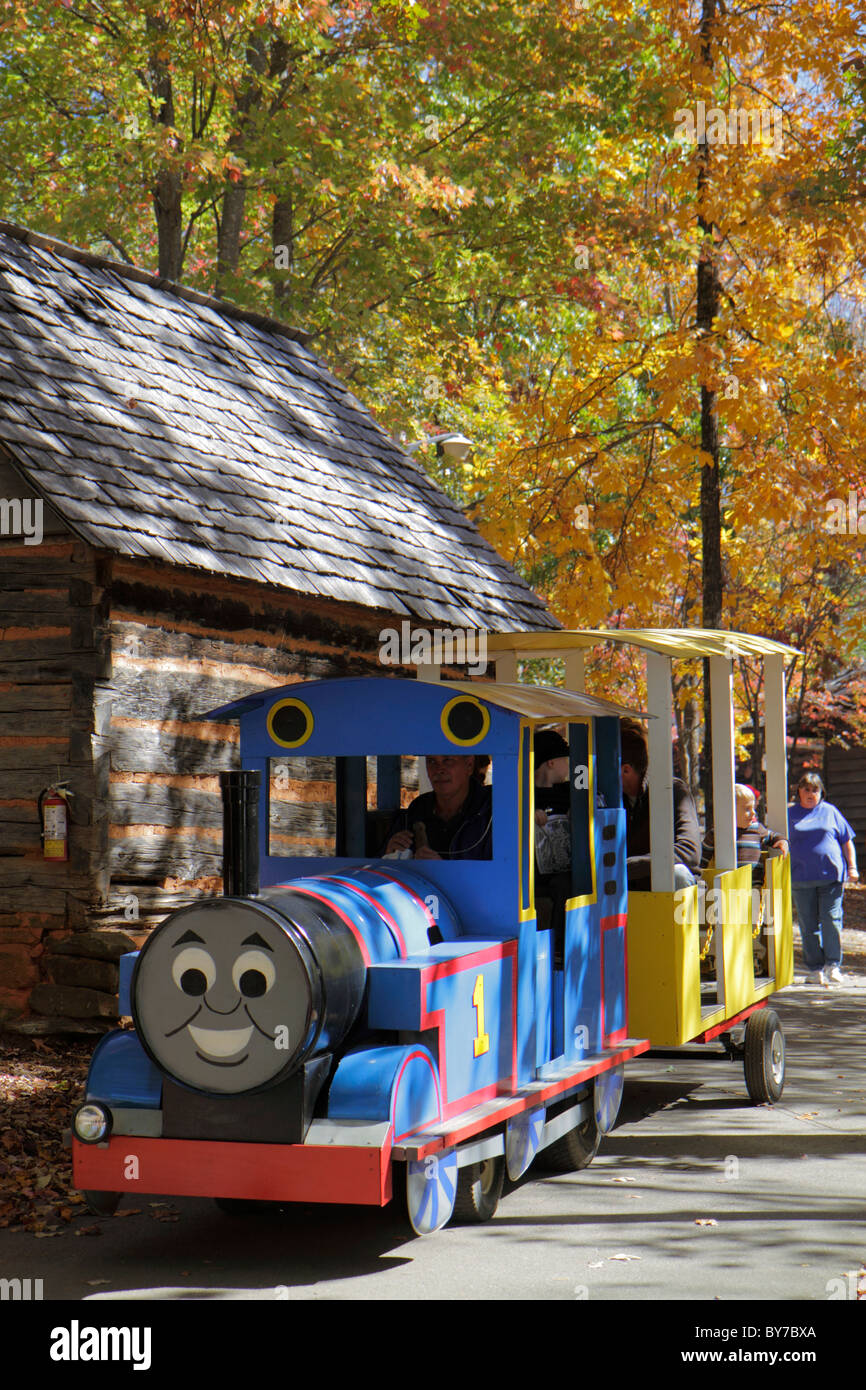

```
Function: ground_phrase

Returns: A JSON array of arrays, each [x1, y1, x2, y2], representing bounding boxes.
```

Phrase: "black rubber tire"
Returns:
[[83, 1190, 121, 1216], [744, 1008, 785, 1103], [452, 1156, 504, 1222], [213, 1197, 273, 1216], [534, 1113, 601, 1173]]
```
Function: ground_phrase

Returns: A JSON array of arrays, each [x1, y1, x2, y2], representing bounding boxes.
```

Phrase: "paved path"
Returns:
[[1, 954, 863, 1313], [3, 972, 865, 1313]]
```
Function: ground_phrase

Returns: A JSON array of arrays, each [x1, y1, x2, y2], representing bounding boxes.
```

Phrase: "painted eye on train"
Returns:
[[231, 950, 276, 998], [441, 695, 491, 746], [171, 947, 217, 996], [267, 697, 314, 748]]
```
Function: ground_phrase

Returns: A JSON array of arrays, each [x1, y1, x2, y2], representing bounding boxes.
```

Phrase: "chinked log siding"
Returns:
[[0, 538, 401, 1028], [0, 539, 106, 1015]]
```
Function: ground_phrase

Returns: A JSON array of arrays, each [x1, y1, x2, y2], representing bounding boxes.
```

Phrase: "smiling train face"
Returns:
[[132, 899, 319, 1095]]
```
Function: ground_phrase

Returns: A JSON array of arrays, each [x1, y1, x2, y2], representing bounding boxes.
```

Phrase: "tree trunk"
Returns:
[[273, 192, 294, 312], [697, 0, 722, 829], [682, 683, 702, 800], [215, 32, 268, 297], [215, 182, 247, 296], [146, 19, 183, 282]]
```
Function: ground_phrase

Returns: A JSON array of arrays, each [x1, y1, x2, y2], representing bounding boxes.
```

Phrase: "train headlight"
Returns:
[[73, 1102, 112, 1144]]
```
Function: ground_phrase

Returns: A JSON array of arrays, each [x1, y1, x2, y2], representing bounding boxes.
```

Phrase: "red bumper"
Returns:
[[73, 1135, 393, 1207]]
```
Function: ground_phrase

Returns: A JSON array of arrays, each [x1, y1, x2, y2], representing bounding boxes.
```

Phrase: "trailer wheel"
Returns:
[[453, 1156, 504, 1222], [744, 1008, 785, 1103], [535, 1113, 601, 1173], [83, 1190, 120, 1216]]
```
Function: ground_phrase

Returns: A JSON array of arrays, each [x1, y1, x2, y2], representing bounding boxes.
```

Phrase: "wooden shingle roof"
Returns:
[[0, 222, 556, 629]]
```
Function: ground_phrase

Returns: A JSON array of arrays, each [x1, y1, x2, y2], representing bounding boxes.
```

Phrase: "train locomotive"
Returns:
[[72, 673, 652, 1233], [72, 627, 796, 1234]]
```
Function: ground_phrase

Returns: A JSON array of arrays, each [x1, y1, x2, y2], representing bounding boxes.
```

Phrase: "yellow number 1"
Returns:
[[473, 974, 490, 1057]]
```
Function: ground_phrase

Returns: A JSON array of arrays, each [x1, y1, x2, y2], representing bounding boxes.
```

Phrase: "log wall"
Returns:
[[0, 536, 411, 1031], [0, 480, 111, 1029]]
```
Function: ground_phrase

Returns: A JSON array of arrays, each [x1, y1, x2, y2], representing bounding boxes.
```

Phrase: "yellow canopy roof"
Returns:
[[486, 627, 800, 660], [441, 681, 647, 722]]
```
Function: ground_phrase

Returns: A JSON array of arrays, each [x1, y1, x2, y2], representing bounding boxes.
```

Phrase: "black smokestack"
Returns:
[[219, 770, 261, 897]]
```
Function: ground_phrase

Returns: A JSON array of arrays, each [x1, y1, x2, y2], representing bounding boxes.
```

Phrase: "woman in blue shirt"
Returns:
[[789, 773, 859, 986]]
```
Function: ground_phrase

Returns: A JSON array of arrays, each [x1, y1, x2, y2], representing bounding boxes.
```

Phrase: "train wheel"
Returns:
[[505, 1107, 546, 1181], [83, 1191, 120, 1217], [403, 1149, 458, 1235], [535, 1112, 601, 1173], [744, 1008, 785, 1103], [214, 1198, 273, 1215], [453, 1156, 505, 1223], [594, 1065, 625, 1134]]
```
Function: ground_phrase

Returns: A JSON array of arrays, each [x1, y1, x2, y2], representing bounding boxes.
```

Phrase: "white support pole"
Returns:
[[564, 650, 585, 694], [415, 664, 441, 683], [709, 655, 736, 872], [494, 651, 518, 684], [415, 665, 439, 790], [646, 651, 675, 892], [764, 654, 788, 838]]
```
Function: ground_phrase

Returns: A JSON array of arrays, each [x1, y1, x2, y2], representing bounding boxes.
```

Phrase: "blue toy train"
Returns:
[[71, 673, 657, 1233]]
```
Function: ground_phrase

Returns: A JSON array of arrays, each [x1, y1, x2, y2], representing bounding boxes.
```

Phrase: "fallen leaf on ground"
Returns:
[[0, 1038, 91, 1234], [695, 1218, 718, 1226]]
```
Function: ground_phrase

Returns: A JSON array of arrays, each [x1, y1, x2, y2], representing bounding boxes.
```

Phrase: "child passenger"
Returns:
[[533, 730, 571, 874], [701, 784, 788, 877]]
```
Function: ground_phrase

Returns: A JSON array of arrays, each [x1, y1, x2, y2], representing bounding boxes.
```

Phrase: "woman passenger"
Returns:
[[789, 773, 858, 986]]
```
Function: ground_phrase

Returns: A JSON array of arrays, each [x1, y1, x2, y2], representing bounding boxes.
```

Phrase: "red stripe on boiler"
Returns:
[[285, 885, 372, 965]]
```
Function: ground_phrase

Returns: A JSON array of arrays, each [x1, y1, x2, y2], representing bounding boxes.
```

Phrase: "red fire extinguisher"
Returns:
[[38, 783, 72, 862]]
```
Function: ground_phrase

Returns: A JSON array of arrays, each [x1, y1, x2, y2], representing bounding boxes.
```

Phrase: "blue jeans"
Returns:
[[792, 882, 844, 970]]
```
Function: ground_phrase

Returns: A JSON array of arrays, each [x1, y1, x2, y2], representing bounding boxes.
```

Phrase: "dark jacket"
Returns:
[[624, 777, 701, 889], [385, 779, 493, 860]]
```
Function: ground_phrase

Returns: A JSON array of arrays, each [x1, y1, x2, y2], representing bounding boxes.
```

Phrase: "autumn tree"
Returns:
[[479, 0, 866, 795]]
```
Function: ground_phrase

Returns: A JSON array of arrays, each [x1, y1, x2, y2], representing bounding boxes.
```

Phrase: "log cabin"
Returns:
[[0, 221, 555, 1033]]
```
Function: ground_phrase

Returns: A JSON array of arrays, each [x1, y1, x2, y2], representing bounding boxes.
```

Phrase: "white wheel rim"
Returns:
[[594, 1066, 624, 1134], [406, 1150, 457, 1235], [505, 1108, 545, 1180]]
